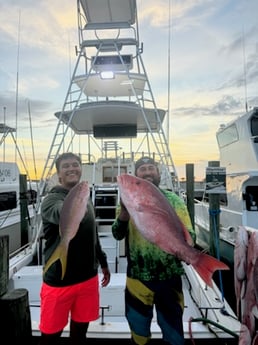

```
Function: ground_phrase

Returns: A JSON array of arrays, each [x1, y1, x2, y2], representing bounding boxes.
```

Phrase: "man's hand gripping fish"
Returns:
[[117, 174, 229, 287], [43, 181, 90, 279]]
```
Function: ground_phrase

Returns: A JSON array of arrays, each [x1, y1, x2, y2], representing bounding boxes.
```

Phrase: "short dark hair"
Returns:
[[55, 152, 81, 172]]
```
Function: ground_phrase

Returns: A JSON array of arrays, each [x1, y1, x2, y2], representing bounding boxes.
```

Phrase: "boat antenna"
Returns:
[[27, 99, 38, 181], [3, 106, 6, 162], [167, 0, 172, 142], [242, 27, 248, 112], [15, 10, 21, 163]]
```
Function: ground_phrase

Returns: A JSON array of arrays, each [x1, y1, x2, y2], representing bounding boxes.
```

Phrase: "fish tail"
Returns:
[[59, 243, 68, 280], [192, 253, 229, 287], [43, 242, 68, 280]]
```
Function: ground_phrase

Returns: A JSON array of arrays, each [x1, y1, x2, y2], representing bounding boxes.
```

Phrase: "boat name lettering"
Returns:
[[0, 168, 12, 178]]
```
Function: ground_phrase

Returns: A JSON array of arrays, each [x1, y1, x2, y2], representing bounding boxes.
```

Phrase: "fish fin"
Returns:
[[252, 305, 258, 318], [192, 253, 229, 287], [236, 264, 247, 281], [43, 246, 61, 276], [182, 227, 194, 246], [43, 242, 68, 280], [240, 279, 247, 299], [59, 242, 68, 280], [137, 204, 169, 218]]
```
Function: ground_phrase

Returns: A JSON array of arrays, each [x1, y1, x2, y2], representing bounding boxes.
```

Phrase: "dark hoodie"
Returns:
[[41, 185, 108, 286]]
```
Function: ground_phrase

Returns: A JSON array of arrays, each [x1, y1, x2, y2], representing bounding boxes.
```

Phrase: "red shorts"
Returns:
[[39, 275, 99, 334]]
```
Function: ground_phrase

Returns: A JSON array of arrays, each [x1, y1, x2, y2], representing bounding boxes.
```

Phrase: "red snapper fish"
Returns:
[[242, 231, 258, 337], [43, 181, 90, 279], [252, 333, 258, 345], [234, 226, 249, 317], [238, 324, 251, 345], [117, 174, 229, 287], [253, 257, 258, 305]]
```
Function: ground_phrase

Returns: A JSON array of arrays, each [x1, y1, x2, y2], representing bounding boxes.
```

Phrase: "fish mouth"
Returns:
[[117, 175, 124, 183]]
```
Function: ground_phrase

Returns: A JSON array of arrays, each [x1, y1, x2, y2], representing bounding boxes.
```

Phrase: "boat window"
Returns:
[[250, 114, 258, 142], [93, 125, 137, 138], [0, 191, 17, 211], [216, 124, 239, 148], [244, 186, 258, 211], [103, 166, 127, 182]]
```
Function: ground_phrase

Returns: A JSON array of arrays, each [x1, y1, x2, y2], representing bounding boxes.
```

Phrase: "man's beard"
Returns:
[[143, 175, 160, 187]]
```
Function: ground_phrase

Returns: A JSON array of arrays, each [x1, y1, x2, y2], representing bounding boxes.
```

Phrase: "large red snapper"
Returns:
[[253, 257, 258, 306], [238, 324, 251, 345], [242, 231, 258, 337], [43, 181, 90, 279], [117, 174, 229, 287], [252, 333, 258, 345], [234, 226, 248, 317]]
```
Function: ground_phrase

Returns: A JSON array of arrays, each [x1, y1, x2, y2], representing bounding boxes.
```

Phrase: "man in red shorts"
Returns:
[[38, 152, 110, 345]]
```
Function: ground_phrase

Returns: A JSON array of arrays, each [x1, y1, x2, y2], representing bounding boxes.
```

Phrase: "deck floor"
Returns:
[[7, 234, 240, 345], [30, 337, 238, 345]]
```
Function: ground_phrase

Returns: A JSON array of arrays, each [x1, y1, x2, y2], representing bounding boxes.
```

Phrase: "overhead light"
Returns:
[[100, 71, 115, 79]]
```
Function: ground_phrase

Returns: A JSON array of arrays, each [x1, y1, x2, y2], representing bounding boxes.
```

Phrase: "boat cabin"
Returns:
[[216, 107, 258, 229]]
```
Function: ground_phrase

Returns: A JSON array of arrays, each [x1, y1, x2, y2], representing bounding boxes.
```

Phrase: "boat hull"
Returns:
[[195, 222, 235, 267]]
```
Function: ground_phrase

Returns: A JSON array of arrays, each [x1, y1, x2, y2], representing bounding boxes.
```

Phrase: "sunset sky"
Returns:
[[0, 0, 258, 181]]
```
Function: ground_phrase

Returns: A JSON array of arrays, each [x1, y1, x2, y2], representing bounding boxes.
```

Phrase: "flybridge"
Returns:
[[91, 55, 133, 72], [79, 0, 136, 28], [40, 0, 178, 192]]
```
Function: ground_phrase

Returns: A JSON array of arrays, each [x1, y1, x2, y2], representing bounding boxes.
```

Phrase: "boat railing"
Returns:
[[78, 0, 138, 52]]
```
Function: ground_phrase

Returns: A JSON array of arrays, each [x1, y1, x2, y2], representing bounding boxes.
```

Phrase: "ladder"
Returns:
[[37, 0, 179, 194], [32, 0, 180, 246], [93, 184, 120, 272]]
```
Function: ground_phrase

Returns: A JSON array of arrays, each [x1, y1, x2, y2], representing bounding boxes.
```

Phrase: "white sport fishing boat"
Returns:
[[6, 0, 242, 343], [0, 124, 38, 258], [194, 107, 258, 268]]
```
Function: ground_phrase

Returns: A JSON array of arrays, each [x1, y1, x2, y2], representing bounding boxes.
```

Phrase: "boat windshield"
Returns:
[[217, 124, 239, 148]]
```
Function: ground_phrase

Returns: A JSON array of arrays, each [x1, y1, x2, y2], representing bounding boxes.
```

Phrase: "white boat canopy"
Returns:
[[79, 0, 137, 28]]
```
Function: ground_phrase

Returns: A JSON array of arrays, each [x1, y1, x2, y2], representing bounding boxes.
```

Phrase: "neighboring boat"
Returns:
[[7, 0, 242, 343], [194, 106, 258, 267], [0, 124, 38, 258]]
